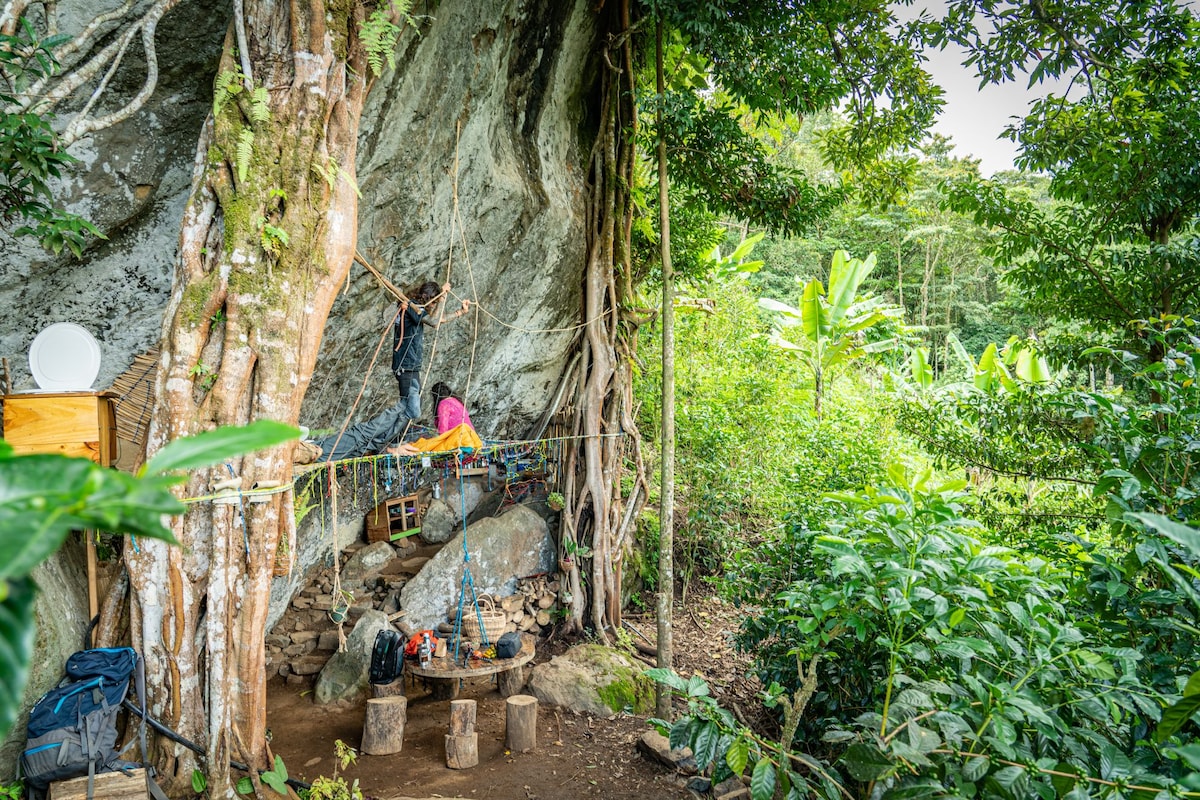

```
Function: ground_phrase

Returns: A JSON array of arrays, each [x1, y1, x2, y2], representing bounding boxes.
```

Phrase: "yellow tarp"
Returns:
[[410, 423, 483, 453]]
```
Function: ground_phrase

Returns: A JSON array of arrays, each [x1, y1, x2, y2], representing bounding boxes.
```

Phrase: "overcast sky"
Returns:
[[908, 2, 1064, 176]]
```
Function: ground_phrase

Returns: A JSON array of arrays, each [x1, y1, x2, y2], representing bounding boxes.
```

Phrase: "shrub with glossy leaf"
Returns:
[[724, 468, 1192, 798]]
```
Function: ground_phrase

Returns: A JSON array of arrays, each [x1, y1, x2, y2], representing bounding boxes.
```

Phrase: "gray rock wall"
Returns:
[[0, 0, 597, 441], [306, 0, 596, 437]]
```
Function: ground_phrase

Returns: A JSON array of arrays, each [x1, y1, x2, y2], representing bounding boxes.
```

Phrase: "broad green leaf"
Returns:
[[911, 347, 933, 390], [692, 721, 719, 769], [1050, 761, 1079, 797], [729, 231, 765, 263], [644, 668, 687, 693], [1155, 692, 1200, 743], [726, 736, 749, 776], [961, 753, 990, 782], [945, 331, 976, 375], [1130, 513, 1200, 558], [236, 777, 254, 795], [261, 755, 288, 794], [143, 420, 299, 476], [191, 770, 207, 794], [826, 250, 876, 327], [0, 457, 182, 579], [686, 674, 711, 698], [750, 758, 776, 800], [842, 743, 894, 781], [0, 577, 35, 740], [669, 717, 695, 751], [799, 278, 831, 341], [757, 297, 802, 322]]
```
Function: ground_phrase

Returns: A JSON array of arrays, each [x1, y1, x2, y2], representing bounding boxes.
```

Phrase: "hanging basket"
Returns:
[[461, 596, 506, 642]]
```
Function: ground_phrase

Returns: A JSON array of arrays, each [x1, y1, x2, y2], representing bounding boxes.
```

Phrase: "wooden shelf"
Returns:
[[365, 493, 422, 543]]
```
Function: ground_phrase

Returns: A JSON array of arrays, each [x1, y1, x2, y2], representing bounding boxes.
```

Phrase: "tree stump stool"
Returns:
[[361, 696, 407, 755], [445, 699, 479, 769], [505, 694, 538, 752]]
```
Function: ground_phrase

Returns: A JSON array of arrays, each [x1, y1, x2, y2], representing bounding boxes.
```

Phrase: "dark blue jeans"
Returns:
[[311, 400, 412, 462]]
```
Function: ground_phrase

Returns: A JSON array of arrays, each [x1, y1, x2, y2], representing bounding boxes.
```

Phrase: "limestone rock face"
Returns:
[[314, 610, 391, 705], [399, 504, 554, 631], [311, 0, 596, 437], [1, 0, 597, 440], [527, 644, 654, 717], [0, 0, 228, 392]]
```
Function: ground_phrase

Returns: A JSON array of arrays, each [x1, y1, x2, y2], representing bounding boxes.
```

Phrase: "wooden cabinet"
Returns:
[[365, 493, 423, 543], [2, 391, 116, 466]]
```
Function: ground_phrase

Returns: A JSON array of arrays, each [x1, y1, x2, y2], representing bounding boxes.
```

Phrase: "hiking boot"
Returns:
[[294, 440, 323, 464]]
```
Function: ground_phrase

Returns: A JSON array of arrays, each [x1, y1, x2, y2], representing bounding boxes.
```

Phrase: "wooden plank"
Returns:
[[2, 393, 115, 466], [4, 395, 101, 445], [50, 768, 147, 800]]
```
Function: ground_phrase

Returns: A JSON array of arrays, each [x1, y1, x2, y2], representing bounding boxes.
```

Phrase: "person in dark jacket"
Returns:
[[392, 280, 469, 420]]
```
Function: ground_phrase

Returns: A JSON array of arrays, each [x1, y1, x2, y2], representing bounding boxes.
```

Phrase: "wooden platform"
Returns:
[[407, 634, 534, 699]]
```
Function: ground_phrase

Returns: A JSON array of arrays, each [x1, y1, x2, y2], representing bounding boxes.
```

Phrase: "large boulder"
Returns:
[[313, 610, 391, 705], [399, 504, 553, 630], [420, 480, 489, 544], [340, 541, 397, 585], [527, 644, 654, 717]]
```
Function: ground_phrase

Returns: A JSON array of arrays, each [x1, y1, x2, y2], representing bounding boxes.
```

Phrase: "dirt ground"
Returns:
[[267, 593, 765, 800]]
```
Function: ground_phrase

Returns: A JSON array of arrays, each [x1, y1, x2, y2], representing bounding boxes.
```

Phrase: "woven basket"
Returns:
[[462, 596, 506, 642]]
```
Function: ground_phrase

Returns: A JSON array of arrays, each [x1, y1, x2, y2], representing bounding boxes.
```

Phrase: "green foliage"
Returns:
[[191, 769, 207, 795], [0, 779, 24, 800], [0, 420, 300, 741], [636, 275, 809, 584], [359, 2, 416, 77], [723, 468, 1200, 797], [306, 740, 362, 800], [759, 249, 910, 417], [0, 23, 103, 255], [260, 755, 288, 795], [939, 0, 1200, 348]]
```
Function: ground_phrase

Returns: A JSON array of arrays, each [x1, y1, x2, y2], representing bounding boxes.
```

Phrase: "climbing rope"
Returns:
[[449, 453, 492, 661]]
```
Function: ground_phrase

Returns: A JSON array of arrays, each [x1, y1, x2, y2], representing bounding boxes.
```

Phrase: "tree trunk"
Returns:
[[124, 3, 372, 794], [654, 14, 675, 722], [559, 0, 645, 640]]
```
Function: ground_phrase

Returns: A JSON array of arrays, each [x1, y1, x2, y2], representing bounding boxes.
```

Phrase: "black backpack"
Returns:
[[368, 629, 404, 685], [20, 648, 141, 793]]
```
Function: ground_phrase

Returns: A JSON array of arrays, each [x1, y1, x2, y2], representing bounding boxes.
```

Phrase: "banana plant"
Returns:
[[944, 331, 1053, 393], [759, 250, 905, 419]]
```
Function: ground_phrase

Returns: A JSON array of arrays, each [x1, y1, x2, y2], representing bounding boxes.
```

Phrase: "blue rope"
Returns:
[[451, 456, 491, 661]]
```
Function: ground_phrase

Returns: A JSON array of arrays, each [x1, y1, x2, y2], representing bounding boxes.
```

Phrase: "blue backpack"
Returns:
[[20, 648, 142, 793]]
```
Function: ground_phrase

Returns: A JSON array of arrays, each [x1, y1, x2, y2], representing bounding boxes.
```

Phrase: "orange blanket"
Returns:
[[409, 423, 483, 453]]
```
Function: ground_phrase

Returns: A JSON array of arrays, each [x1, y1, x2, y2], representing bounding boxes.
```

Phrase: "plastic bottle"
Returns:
[[418, 632, 432, 668]]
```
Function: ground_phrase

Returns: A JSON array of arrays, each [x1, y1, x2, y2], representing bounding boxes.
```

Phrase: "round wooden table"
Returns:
[[406, 633, 535, 699]]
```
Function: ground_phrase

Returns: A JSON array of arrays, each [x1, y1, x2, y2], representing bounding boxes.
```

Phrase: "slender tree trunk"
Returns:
[[654, 15, 675, 721], [124, 3, 371, 794]]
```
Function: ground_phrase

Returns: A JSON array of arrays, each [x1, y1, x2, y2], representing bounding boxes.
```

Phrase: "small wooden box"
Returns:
[[50, 768, 148, 800], [2, 391, 116, 465], [365, 493, 422, 543]]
